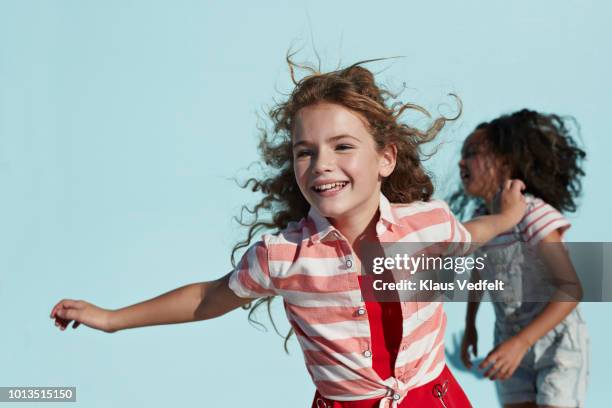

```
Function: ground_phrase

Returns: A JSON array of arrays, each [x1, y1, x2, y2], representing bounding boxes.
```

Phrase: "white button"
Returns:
[[357, 307, 366, 316], [401, 345, 407, 351], [363, 350, 372, 358], [393, 393, 400, 401]]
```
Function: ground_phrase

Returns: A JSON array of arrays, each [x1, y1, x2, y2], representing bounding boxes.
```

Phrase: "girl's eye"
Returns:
[[335, 144, 353, 151], [295, 150, 313, 158]]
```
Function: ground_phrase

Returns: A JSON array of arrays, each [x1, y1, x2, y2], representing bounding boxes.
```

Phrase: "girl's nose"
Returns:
[[312, 152, 335, 174]]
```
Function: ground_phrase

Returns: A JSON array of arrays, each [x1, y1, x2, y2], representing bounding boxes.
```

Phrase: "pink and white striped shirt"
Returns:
[[229, 194, 471, 407]]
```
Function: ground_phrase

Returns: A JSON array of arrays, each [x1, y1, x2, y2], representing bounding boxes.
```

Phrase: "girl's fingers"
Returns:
[[56, 305, 80, 322], [484, 358, 504, 379], [479, 349, 497, 370], [50, 301, 64, 318], [50, 299, 76, 318], [510, 179, 526, 192]]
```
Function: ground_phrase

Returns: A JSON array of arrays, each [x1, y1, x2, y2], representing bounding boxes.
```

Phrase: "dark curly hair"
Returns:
[[233, 55, 459, 351], [450, 109, 586, 219]]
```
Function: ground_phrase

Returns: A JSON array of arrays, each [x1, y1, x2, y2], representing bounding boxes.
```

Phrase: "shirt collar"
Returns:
[[305, 192, 402, 245]]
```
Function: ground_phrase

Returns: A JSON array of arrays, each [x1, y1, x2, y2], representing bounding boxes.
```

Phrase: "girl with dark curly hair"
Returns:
[[455, 110, 589, 408], [49, 58, 527, 407]]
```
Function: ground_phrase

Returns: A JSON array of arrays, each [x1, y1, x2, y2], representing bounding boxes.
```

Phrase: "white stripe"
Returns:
[[267, 229, 304, 245], [395, 327, 440, 367], [392, 199, 448, 218], [408, 358, 445, 389], [292, 315, 370, 340], [244, 245, 271, 289], [406, 341, 445, 387], [309, 363, 364, 382], [269, 257, 348, 278], [280, 288, 361, 307], [294, 332, 321, 351], [323, 389, 387, 402]]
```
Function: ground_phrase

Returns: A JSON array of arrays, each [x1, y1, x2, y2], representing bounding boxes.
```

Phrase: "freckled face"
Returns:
[[458, 130, 507, 201], [292, 102, 395, 222]]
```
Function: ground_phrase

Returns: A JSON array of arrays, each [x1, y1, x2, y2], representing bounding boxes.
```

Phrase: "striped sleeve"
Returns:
[[228, 240, 277, 298], [519, 198, 570, 246], [439, 200, 472, 255]]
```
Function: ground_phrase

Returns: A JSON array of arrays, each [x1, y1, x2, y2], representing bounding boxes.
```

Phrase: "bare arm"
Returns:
[[479, 229, 582, 380], [461, 268, 484, 368], [50, 272, 252, 333], [514, 229, 582, 347], [463, 179, 526, 252]]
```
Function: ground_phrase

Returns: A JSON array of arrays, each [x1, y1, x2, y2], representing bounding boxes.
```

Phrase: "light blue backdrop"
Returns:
[[1, 1, 610, 407]]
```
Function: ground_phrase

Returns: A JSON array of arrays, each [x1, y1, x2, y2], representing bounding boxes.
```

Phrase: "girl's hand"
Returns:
[[479, 335, 530, 380], [494, 179, 527, 225], [460, 325, 478, 368], [50, 299, 115, 333]]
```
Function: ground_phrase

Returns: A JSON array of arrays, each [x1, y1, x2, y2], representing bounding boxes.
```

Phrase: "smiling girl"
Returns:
[[50, 60, 526, 407]]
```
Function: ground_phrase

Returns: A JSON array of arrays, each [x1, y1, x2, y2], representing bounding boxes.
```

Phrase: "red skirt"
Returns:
[[311, 364, 472, 408]]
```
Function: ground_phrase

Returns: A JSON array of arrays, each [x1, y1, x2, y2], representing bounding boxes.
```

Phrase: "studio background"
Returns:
[[1, 1, 611, 407]]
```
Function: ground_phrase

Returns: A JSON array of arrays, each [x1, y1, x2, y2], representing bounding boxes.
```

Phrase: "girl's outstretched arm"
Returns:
[[463, 179, 526, 250], [479, 229, 583, 380], [50, 273, 251, 333]]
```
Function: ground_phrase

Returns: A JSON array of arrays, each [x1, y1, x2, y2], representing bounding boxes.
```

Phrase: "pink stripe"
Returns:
[[380, 208, 449, 242], [401, 304, 444, 346], [237, 244, 275, 295], [304, 349, 350, 367], [522, 209, 558, 235], [315, 377, 380, 396], [397, 311, 446, 373], [527, 218, 569, 243], [294, 329, 370, 354], [268, 242, 343, 261]]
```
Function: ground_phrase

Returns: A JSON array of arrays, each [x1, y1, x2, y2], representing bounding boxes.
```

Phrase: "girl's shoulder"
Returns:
[[389, 198, 454, 220], [258, 218, 309, 248], [522, 195, 561, 221], [519, 194, 570, 245], [390, 198, 450, 210]]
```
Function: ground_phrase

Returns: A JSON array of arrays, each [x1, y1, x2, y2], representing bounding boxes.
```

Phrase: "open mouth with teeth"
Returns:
[[311, 181, 349, 195]]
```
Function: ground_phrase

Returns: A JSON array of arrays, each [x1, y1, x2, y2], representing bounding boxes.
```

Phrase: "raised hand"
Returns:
[[493, 179, 527, 225]]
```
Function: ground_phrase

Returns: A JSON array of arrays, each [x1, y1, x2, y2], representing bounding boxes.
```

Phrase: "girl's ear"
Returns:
[[379, 143, 397, 178]]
